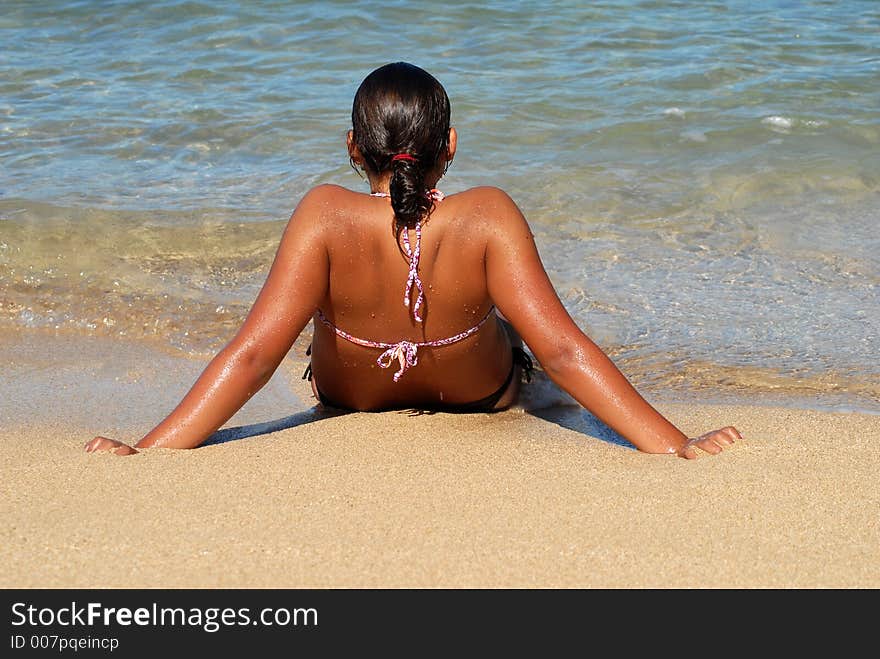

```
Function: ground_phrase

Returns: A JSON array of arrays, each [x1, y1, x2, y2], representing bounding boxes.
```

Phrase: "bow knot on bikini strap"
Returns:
[[376, 341, 419, 382]]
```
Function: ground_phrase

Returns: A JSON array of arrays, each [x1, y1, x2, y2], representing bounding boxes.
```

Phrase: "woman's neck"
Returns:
[[366, 170, 442, 195]]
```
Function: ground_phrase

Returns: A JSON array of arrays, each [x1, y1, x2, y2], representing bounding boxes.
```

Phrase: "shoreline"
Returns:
[[2, 324, 877, 421], [1, 327, 878, 588]]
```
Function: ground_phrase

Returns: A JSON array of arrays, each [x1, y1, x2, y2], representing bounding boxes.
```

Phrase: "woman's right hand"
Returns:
[[676, 426, 742, 459]]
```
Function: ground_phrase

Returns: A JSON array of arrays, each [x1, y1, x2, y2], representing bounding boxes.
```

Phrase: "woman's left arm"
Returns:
[[85, 186, 334, 453], [482, 187, 740, 457]]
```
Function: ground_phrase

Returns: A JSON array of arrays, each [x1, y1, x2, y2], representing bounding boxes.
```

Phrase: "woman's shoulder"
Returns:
[[298, 183, 358, 204], [285, 185, 360, 238], [445, 186, 528, 228], [288, 184, 365, 221], [450, 185, 516, 203]]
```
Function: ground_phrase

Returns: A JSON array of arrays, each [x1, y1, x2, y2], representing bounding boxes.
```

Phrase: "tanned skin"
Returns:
[[86, 127, 740, 458]]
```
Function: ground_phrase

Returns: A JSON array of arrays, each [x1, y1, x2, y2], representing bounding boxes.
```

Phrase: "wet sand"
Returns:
[[1, 328, 877, 588]]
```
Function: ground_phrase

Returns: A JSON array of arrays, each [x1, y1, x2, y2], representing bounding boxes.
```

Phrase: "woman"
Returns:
[[86, 62, 740, 458]]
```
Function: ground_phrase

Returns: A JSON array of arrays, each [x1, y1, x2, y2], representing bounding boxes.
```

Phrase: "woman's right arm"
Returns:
[[85, 185, 334, 454], [481, 187, 740, 457]]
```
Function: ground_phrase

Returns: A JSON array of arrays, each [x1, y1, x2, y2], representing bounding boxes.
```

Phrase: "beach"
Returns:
[[2, 0, 879, 591], [2, 327, 877, 589]]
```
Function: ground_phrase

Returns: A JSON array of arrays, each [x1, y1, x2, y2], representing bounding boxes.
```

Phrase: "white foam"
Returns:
[[663, 107, 686, 118], [18, 309, 39, 327], [762, 115, 793, 131]]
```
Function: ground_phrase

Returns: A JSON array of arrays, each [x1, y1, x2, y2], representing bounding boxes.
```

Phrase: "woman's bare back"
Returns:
[[309, 185, 516, 410]]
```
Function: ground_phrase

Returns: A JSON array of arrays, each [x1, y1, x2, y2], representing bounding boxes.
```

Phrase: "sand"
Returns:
[[1, 327, 878, 589]]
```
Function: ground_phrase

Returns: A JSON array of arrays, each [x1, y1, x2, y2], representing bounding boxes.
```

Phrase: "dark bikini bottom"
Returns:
[[302, 347, 533, 413]]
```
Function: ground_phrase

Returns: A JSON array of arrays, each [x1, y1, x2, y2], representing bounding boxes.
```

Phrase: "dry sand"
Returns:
[[1, 328, 878, 588]]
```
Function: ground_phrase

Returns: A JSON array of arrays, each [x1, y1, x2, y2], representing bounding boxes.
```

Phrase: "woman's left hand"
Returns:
[[84, 436, 139, 456], [676, 426, 741, 459]]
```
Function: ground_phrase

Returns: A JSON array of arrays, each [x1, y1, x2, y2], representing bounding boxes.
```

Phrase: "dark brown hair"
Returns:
[[351, 62, 451, 229]]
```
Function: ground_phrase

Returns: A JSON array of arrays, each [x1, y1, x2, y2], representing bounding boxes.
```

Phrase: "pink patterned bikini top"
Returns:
[[316, 189, 495, 382]]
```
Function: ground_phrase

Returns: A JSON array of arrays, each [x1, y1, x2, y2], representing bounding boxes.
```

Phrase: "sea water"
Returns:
[[1, 0, 878, 412]]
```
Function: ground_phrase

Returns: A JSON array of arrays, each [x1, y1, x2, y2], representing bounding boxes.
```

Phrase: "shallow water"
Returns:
[[2, 0, 878, 411]]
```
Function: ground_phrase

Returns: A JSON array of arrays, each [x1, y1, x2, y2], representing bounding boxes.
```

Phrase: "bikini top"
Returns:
[[316, 189, 495, 382]]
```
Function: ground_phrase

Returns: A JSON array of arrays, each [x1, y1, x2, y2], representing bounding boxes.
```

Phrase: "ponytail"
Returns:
[[389, 155, 432, 229]]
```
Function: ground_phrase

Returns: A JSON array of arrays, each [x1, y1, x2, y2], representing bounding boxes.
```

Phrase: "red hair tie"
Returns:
[[391, 153, 417, 162]]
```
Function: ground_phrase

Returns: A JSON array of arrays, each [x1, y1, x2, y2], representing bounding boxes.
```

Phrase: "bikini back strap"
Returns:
[[316, 305, 494, 382], [401, 221, 425, 322], [381, 188, 444, 324]]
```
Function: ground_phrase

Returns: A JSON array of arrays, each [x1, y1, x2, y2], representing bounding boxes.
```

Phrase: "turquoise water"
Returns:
[[2, 0, 878, 411]]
